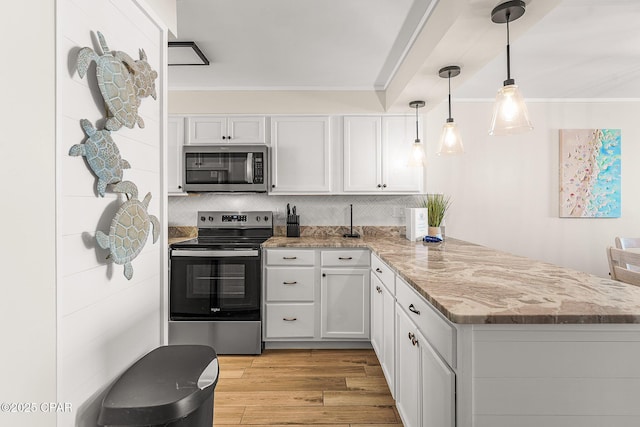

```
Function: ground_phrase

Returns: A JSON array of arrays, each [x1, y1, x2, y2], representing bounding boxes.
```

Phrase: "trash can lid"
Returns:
[[98, 345, 218, 426]]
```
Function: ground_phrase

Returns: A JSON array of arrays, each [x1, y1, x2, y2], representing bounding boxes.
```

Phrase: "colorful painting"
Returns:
[[559, 129, 621, 218]]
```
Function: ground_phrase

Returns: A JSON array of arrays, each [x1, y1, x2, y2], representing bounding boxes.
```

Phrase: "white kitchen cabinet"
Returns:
[[371, 275, 384, 356], [186, 116, 266, 144], [168, 116, 186, 195], [422, 327, 455, 427], [343, 115, 423, 193], [395, 279, 456, 427], [264, 249, 318, 340], [270, 116, 331, 194], [371, 273, 396, 396], [370, 255, 397, 397], [396, 306, 422, 427], [320, 268, 370, 339]]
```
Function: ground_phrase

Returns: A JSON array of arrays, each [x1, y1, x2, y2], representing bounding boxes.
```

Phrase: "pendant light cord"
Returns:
[[415, 105, 420, 142], [447, 71, 452, 120], [505, 12, 512, 83]]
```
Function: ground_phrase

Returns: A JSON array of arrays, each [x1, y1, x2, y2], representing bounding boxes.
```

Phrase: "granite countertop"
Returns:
[[263, 236, 640, 324]]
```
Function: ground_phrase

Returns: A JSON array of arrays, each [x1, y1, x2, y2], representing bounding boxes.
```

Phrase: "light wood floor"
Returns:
[[213, 348, 402, 427]]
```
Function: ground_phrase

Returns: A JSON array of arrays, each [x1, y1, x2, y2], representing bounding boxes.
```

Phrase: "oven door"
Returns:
[[170, 249, 261, 321]]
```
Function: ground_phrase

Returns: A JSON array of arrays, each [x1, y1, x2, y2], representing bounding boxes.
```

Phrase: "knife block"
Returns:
[[286, 214, 300, 237]]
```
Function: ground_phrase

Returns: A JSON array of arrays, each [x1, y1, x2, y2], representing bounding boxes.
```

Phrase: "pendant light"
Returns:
[[408, 100, 426, 166], [489, 0, 533, 136], [438, 65, 464, 155]]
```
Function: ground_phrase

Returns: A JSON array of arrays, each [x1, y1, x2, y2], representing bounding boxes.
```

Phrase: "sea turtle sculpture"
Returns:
[[69, 119, 131, 196], [76, 31, 144, 131], [96, 181, 160, 280], [131, 49, 158, 101]]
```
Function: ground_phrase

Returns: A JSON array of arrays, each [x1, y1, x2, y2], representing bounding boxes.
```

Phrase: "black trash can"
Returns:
[[98, 345, 219, 427]]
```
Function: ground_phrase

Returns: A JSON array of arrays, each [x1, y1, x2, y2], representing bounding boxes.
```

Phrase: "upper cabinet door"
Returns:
[[186, 116, 266, 144], [186, 117, 227, 144], [167, 116, 186, 194], [343, 116, 382, 192], [270, 116, 331, 193], [228, 116, 266, 143], [382, 116, 424, 193]]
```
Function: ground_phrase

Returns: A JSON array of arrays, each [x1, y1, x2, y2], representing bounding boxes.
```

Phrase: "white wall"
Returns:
[[57, 0, 165, 426], [425, 99, 640, 278], [0, 2, 57, 426]]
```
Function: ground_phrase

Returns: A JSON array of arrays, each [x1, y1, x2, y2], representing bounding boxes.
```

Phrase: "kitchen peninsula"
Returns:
[[263, 235, 640, 427]]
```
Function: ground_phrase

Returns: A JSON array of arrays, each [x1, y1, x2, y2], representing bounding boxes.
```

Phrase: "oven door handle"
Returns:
[[171, 249, 260, 257]]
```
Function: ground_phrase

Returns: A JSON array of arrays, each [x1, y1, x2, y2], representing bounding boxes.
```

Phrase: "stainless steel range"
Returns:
[[169, 211, 273, 354]]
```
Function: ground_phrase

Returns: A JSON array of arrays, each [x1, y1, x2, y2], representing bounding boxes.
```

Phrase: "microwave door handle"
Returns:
[[246, 152, 254, 183]]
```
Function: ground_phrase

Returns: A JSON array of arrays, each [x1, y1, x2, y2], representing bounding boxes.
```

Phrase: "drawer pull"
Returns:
[[375, 268, 383, 273], [408, 304, 421, 315], [283, 281, 298, 285], [283, 317, 297, 321], [338, 256, 353, 260], [282, 256, 297, 260], [408, 332, 419, 346], [376, 285, 382, 294]]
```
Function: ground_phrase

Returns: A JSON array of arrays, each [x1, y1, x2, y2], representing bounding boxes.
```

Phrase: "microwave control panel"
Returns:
[[253, 155, 264, 183]]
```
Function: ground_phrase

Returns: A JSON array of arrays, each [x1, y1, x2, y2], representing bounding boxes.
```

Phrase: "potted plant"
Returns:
[[423, 193, 451, 238]]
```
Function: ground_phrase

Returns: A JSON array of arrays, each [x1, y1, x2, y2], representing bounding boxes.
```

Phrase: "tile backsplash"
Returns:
[[169, 194, 425, 227]]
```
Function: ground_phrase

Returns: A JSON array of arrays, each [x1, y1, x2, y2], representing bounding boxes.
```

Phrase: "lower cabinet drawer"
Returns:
[[266, 267, 315, 302], [396, 277, 456, 367], [321, 250, 370, 267], [265, 303, 315, 338]]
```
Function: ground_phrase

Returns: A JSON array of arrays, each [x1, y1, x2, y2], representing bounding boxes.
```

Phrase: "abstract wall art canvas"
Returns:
[[559, 129, 621, 218]]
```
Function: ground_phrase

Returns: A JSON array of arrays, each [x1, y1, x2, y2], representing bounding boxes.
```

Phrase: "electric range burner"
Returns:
[[171, 211, 274, 250]]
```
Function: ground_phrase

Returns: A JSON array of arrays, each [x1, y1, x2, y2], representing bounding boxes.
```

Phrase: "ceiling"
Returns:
[[169, 0, 640, 110]]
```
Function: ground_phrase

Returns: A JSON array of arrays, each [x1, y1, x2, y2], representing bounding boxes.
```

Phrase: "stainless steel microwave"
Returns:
[[183, 145, 268, 192]]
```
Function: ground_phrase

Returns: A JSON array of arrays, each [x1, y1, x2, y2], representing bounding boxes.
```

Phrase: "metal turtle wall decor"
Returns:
[[69, 119, 131, 196], [96, 181, 159, 280], [131, 49, 158, 101], [76, 31, 144, 131]]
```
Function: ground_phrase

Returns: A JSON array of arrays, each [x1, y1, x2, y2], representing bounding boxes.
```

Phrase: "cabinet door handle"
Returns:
[[222, 136, 227, 140], [408, 304, 421, 315], [282, 256, 297, 260], [382, 184, 387, 188], [377, 184, 382, 188], [376, 286, 382, 294], [283, 317, 297, 321], [338, 256, 353, 260], [375, 268, 383, 273], [408, 332, 418, 346], [283, 281, 297, 285]]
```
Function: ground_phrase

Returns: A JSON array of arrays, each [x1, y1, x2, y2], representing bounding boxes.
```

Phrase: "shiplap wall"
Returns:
[[57, 0, 164, 425]]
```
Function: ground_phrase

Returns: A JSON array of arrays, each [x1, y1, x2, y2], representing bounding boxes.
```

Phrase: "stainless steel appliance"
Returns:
[[183, 145, 268, 192], [169, 211, 273, 354]]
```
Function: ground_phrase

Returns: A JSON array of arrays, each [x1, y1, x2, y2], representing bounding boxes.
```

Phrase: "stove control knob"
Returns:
[[200, 216, 206, 222], [256, 216, 261, 222], [264, 216, 269, 222], [208, 216, 214, 222]]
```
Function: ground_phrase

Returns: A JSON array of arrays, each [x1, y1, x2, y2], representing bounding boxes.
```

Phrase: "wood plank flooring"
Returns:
[[213, 349, 402, 427]]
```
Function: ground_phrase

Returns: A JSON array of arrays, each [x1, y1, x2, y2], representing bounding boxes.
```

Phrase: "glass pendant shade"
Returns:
[[489, 83, 532, 135], [438, 120, 464, 155], [408, 140, 426, 166]]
